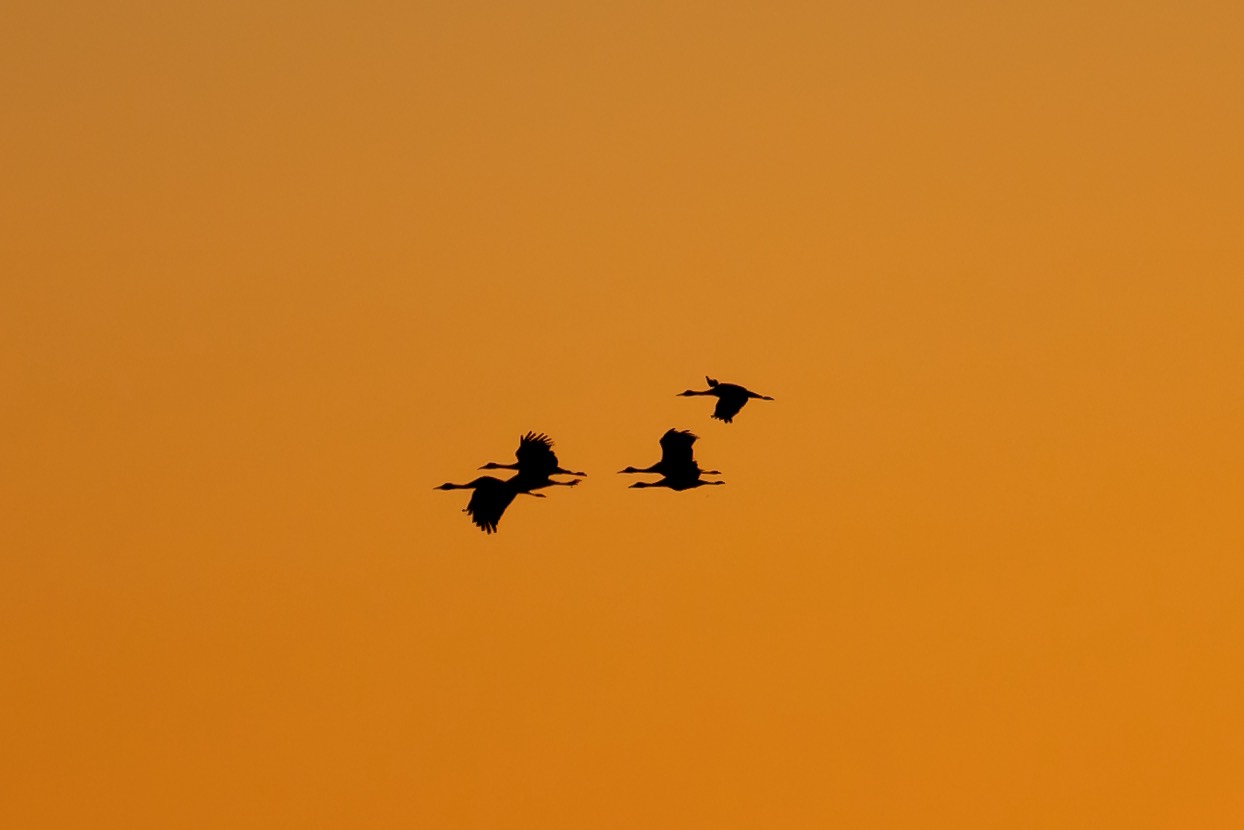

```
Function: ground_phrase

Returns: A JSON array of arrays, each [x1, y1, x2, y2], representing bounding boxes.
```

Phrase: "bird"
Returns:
[[434, 475, 545, 534], [622, 428, 724, 491], [678, 376, 774, 423], [627, 466, 725, 491], [618, 428, 720, 477], [479, 431, 586, 493]]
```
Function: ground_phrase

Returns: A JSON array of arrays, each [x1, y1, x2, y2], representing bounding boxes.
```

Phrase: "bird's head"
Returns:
[[677, 389, 698, 397], [433, 482, 456, 490], [478, 462, 505, 470]]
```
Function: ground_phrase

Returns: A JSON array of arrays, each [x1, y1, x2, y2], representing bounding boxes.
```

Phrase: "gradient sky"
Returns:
[[3, 1, 1243, 827]]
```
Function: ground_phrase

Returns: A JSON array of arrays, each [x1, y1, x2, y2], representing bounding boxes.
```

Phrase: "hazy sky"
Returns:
[[3, 1, 1243, 827]]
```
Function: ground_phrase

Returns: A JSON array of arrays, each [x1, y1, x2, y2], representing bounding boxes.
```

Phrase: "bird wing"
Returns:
[[465, 477, 517, 534], [659, 429, 698, 467], [712, 394, 745, 423], [514, 431, 557, 474], [664, 462, 707, 490]]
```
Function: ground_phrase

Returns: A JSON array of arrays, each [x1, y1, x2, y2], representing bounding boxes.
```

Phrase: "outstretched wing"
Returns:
[[659, 428, 699, 467], [465, 477, 518, 534], [514, 432, 557, 475]]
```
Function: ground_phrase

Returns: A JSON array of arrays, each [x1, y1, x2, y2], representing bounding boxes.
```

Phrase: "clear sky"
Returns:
[[3, 1, 1243, 827]]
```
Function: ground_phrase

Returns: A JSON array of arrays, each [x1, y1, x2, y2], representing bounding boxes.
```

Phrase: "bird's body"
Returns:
[[434, 475, 536, 534], [480, 431, 586, 493], [679, 376, 774, 423], [622, 428, 724, 490], [627, 466, 725, 491]]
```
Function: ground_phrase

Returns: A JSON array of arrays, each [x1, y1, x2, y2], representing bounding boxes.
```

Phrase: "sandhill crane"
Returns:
[[678, 376, 773, 423], [627, 467, 725, 491], [434, 475, 545, 534], [622, 428, 724, 490], [618, 428, 720, 476], [479, 431, 586, 493]]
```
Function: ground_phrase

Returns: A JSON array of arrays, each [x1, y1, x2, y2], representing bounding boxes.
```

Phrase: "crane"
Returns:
[[678, 376, 774, 423]]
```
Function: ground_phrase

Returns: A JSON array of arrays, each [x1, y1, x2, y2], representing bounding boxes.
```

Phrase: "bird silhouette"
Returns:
[[678, 376, 774, 423], [434, 475, 545, 534], [618, 428, 720, 476], [479, 431, 586, 493], [623, 428, 724, 490], [627, 466, 725, 491]]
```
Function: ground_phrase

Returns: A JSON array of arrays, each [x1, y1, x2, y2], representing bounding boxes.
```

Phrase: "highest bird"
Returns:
[[678, 376, 774, 423]]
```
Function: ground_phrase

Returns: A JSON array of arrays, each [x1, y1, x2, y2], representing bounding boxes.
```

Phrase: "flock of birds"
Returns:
[[436, 376, 775, 534]]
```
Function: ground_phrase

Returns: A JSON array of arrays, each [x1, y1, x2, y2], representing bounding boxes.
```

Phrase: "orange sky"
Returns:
[[3, 1, 1243, 827]]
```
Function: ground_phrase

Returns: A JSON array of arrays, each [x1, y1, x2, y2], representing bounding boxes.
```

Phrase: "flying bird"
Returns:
[[678, 376, 774, 423], [622, 428, 724, 490], [627, 466, 725, 491], [434, 475, 540, 534], [618, 428, 719, 476], [479, 431, 586, 493]]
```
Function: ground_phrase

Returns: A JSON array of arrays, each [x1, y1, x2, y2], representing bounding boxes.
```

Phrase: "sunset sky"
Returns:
[[3, 1, 1243, 826]]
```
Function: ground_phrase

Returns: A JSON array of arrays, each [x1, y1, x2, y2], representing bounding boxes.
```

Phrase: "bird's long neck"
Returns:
[[480, 462, 519, 470], [619, 463, 660, 474]]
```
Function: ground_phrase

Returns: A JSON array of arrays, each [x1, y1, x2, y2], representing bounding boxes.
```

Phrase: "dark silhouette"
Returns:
[[434, 475, 544, 534], [437, 432, 583, 535], [619, 428, 720, 476], [678, 376, 774, 423], [628, 467, 725, 491], [479, 431, 586, 493], [622, 428, 724, 490]]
